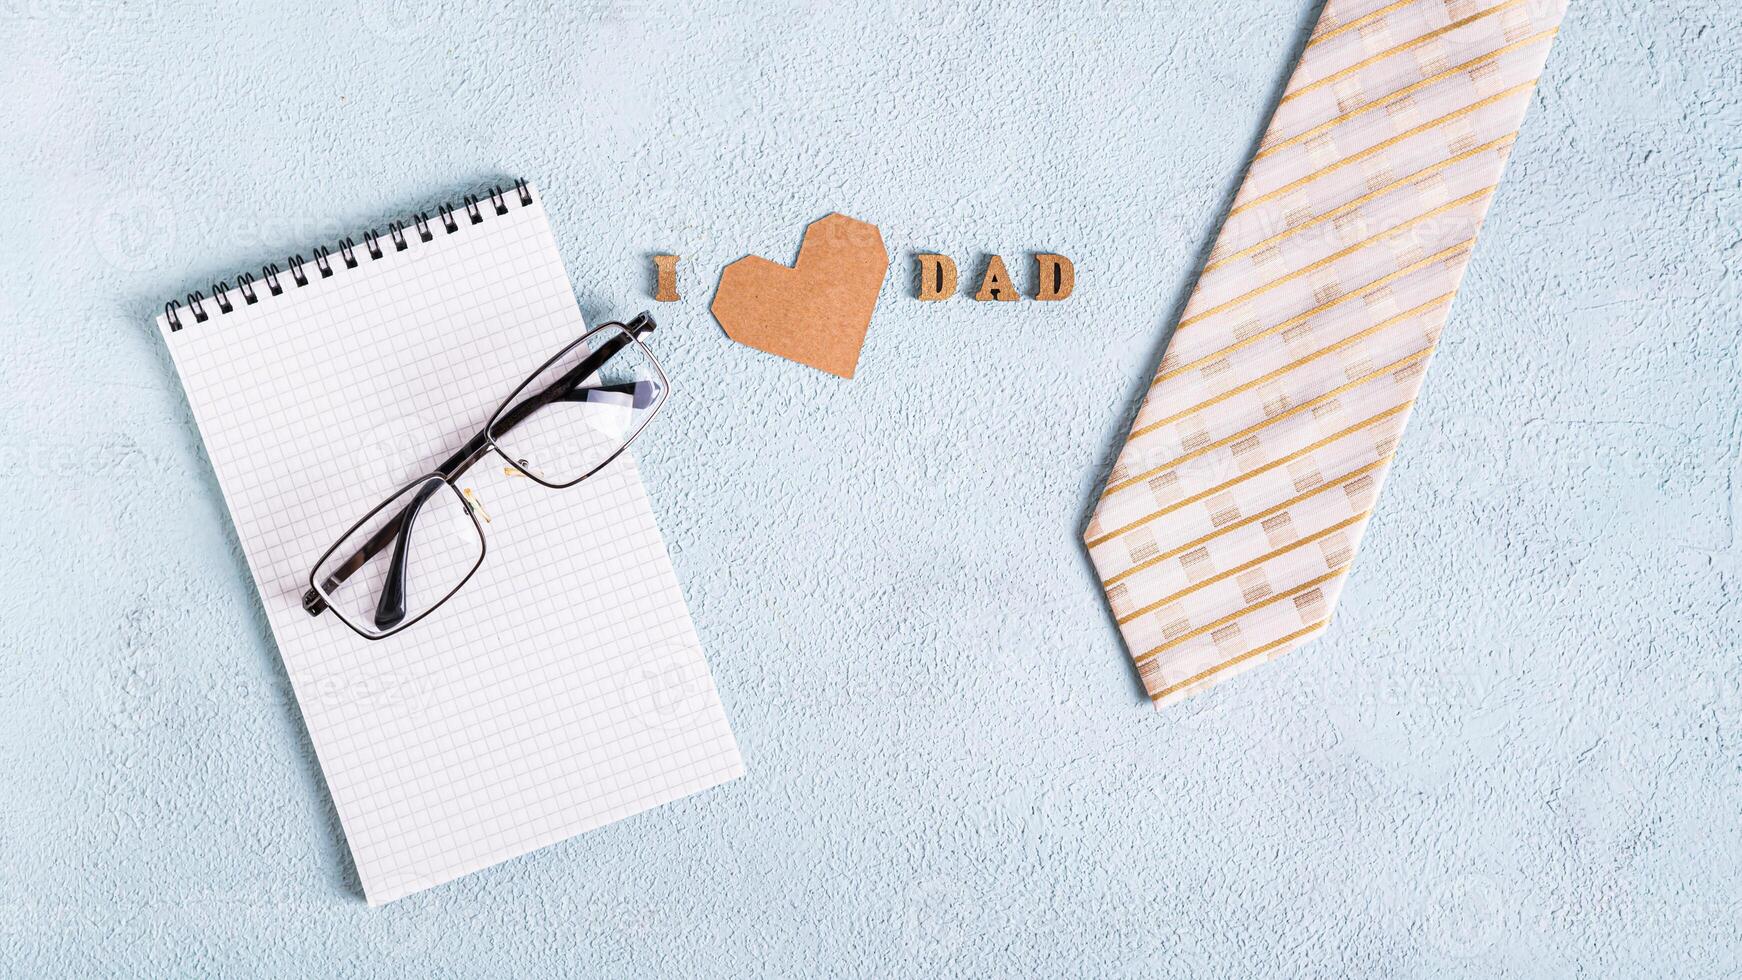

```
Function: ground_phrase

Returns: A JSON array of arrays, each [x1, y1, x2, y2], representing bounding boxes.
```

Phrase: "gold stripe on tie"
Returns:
[[1170, 185, 1493, 334], [1087, 0, 1568, 708], [1225, 80, 1535, 220], [1202, 138, 1513, 273], [1278, 0, 1530, 108], [1087, 400, 1415, 549], [1252, 28, 1558, 162]]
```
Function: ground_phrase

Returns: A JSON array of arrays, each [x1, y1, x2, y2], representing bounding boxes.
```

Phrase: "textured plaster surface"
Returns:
[[2, 0, 1740, 976]]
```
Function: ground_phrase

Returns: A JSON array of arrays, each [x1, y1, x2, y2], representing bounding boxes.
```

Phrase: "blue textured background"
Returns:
[[3, 0, 1739, 975]]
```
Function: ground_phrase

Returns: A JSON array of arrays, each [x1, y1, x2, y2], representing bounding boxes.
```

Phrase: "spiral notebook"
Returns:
[[154, 181, 742, 905]]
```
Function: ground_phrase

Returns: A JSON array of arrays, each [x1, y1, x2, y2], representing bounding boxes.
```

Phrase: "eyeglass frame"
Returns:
[[301, 312, 668, 640]]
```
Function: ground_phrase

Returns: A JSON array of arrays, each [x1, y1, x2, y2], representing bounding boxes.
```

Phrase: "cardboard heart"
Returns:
[[710, 213, 889, 379]]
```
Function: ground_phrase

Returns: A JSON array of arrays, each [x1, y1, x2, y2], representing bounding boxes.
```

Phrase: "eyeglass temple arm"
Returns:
[[370, 479, 441, 630], [301, 314, 656, 621]]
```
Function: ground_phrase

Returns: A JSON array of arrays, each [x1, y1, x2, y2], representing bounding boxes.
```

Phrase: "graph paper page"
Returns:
[[154, 185, 742, 905]]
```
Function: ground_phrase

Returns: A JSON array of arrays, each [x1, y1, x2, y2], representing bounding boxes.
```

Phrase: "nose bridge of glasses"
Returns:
[[437, 430, 495, 483]]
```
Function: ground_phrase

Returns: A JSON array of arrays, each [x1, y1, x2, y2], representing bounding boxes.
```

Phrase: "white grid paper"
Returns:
[[155, 185, 742, 905]]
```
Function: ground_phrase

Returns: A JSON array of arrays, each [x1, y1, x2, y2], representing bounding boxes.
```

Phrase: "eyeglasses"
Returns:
[[302, 313, 668, 640]]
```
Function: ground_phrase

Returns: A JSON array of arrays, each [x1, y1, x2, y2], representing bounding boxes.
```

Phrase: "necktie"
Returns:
[[1088, 0, 1566, 708]]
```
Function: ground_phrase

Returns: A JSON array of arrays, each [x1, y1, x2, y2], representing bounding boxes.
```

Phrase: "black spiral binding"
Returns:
[[164, 179, 534, 332]]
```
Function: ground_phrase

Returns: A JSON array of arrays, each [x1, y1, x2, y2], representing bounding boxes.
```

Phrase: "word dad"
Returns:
[[915, 254, 1074, 302], [650, 253, 1075, 303]]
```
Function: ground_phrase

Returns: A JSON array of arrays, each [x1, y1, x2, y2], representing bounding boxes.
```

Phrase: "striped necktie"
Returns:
[[1087, 0, 1566, 708]]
